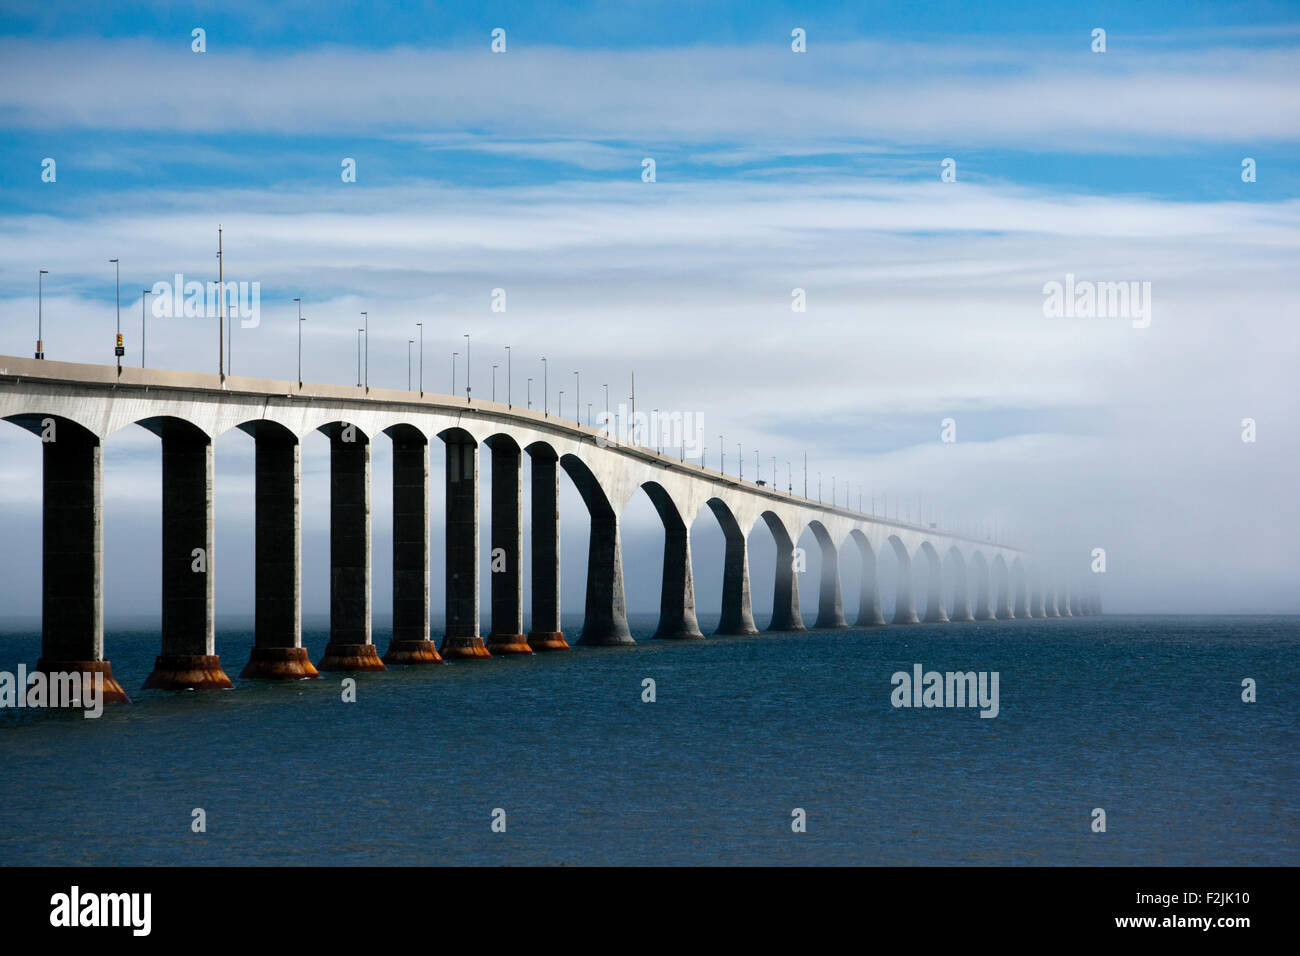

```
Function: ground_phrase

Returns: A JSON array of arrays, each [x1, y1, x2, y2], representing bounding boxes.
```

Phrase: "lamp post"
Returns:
[[463, 333, 471, 400], [416, 322, 423, 395], [559, 390, 565, 419], [719, 435, 725, 475], [492, 364, 498, 401], [603, 383, 608, 422], [738, 443, 742, 480], [573, 371, 579, 423], [587, 402, 592, 426], [293, 297, 303, 385], [787, 460, 792, 494], [361, 312, 368, 390], [142, 290, 152, 368], [541, 356, 548, 415], [505, 345, 512, 407], [109, 258, 121, 372], [35, 269, 48, 359], [452, 352, 458, 396], [527, 377, 532, 409], [653, 409, 659, 452]]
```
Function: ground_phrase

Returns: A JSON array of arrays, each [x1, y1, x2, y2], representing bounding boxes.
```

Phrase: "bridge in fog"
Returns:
[[0, 356, 1098, 702]]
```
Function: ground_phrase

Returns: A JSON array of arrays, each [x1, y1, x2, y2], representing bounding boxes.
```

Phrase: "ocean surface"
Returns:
[[0, 614, 1296, 866]]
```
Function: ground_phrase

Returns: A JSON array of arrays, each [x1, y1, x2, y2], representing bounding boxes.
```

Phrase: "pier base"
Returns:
[[486, 634, 534, 655], [240, 646, 319, 680], [382, 639, 442, 665], [440, 635, 491, 659], [143, 654, 234, 690], [33, 659, 129, 704], [527, 631, 570, 651], [316, 642, 386, 672]]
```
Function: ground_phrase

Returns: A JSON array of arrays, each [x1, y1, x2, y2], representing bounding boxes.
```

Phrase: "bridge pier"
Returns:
[[813, 538, 848, 629], [144, 424, 232, 690], [241, 425, 317, 679], [648, 490, 704, 640], [949, 560, 974, 622], [1044, 586, 1059, 617], [892, 549, 919, 625], [923, 555, 948, 624], [1030, 580, 1045, 618], [441, 433, 489, 658], [526, 449, 568, 650], [856, 546, 886, 626], [713, 509, 758, 635], [384, 427, 440, 663], [486, 439, 531, 654], [1013, 582, 1029, 620], [578, 510, 634, 645], [1060, 583, 1073, 617], [318, 426, 383, 671], [768, 533, 805, 631], [995, 574, 1014, 620], [974, 570, 995, 621], [35, 419, 128, 703]]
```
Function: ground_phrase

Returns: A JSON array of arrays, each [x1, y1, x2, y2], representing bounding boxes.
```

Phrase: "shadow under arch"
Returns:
[[807, 520, 848, 629], [917, 540, 948, 623], [435, 426, 490, 657], [641, 481, 704, 640], [886, 534, 919, 625], [560, 452, 632, 645], [970, 551, 994, 620], [761, 510, 804, 631], [705, 498, 759, 635], [522, 440, 569, 650], [946, 546, 974, 622], [479, 433, 532, 654], [846, 529, 885, 626]]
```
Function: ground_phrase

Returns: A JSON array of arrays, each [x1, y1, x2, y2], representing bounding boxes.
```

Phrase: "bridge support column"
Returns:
[[242, 426, 317, 679], [856, 549, 886, 626], [651, 507, 704, 640], [892, 550, 919, 625], [1030, 580, 1045, 618], [384, 429, 440, 663], [487, 441, 531, 654], [995, 575, 1014, 620], [144, 426, 232, 690], [1013, 583, 1029, 620], [318, 426, 382, 671], [578, 510, 634, 645], [949, 561, 974, 622], [716, 532, 759, 635], [36, 421, 128, 703], [526, 451, 568, 650], [1044, 587, 1059, 617], [442, 434, 489, 658], [814, 542, 849, 629], [1060, 583, 1073, 617], [1071, 589, 1083, 616], [768, 536, 805, 631], [923, 560, 949, 623]]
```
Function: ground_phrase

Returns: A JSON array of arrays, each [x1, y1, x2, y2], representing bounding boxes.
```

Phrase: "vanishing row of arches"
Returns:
[[3, 412, 1096, 703]]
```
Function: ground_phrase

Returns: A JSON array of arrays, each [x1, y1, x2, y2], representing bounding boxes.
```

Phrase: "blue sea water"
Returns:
[[0, 614, 1296, 866]]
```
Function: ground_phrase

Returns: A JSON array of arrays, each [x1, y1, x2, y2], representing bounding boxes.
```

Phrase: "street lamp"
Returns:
[[142, 290, 152, 368], [463, 333, 471, 400], [452, 351, 458, 396], [559, 390, 565, 419], [505, 345, 512, 407], [719, 435, 725, 474], [293, 297, 303, 385], [603, 383, 609, 422], [361, 312, 368, 390], [738, 443, 742, 480], [587, 401, 592, 426], [527, 377, 532, 409], [416, 322, 423, 395], [492, 363, 498, 401], [35, 269, 49, 360], [573, 371, 579, 423], [653, 409, 659, 452], [541, 356, 548, 415], [109, 259, 121, 372]]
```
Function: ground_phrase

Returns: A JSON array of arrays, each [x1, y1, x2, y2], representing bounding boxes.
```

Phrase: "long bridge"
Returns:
[[0, 356, 1097, 703]]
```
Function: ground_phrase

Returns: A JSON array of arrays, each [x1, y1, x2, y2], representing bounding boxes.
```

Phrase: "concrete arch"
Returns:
[[705, 497, 759, 635], [761, 510, 804, 631], [992, 554, 1012, 620], [917, 540, 948, 623], [846, 529, 885, 626], [887, 534, 919, 625], [807, 520, 848, 629], [946, 546, 974, 621], [642, 480, 704, 640], [560, 452, 631, 645]]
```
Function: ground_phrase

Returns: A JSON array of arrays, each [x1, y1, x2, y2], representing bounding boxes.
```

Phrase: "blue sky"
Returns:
[[0, 1, 1298, 617]]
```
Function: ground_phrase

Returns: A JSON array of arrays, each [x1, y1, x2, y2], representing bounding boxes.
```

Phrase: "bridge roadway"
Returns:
[[0, 356, 1094, 702]]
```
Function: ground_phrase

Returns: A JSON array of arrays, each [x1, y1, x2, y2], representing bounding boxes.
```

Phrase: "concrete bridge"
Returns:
[[0, 356, 1098, 702]]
